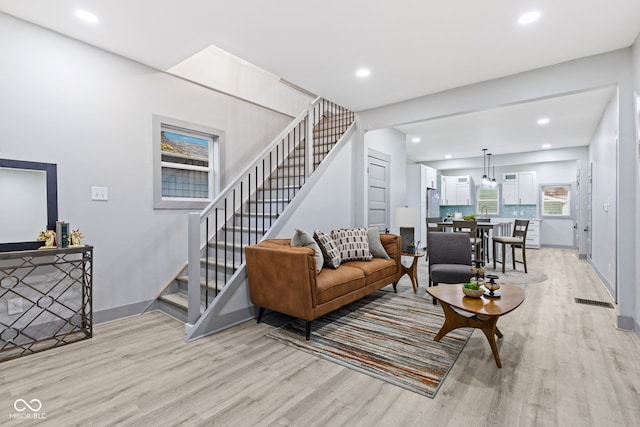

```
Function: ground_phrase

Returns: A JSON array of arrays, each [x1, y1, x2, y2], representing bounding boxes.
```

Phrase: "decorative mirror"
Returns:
[[0, 159, 58, 252]]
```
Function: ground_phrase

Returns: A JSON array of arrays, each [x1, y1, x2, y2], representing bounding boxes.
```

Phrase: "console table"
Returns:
[[0, 245, 93, 362]]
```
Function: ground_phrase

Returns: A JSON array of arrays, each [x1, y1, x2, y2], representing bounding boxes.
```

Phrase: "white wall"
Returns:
[[360, 48, 637, 330], [168, 45, 313, 117], [0, 13, 294, 319], [589, 95, 619, 296], [276, 135, 356, 237], [631, 34, 640, 332], [364, 128, 407, 233]]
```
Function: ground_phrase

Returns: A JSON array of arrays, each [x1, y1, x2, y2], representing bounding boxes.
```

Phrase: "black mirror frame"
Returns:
[[0, 159, 58, 252]]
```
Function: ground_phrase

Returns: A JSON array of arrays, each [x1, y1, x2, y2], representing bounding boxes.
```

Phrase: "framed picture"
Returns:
[[541, 184, 571, 217]]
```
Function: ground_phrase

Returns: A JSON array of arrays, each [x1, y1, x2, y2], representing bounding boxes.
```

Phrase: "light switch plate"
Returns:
[[91, 186, 108, 201]]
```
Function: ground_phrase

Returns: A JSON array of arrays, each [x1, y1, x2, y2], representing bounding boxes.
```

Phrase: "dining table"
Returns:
[[437, 219, 513, 263]]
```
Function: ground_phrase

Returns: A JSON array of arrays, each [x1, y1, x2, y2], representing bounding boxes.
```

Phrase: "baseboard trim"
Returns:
[[617, 315, 635, 331], [586, 258, 615, 301], [539, 244, 575, 249], [94, 300, 154, 324], [184, 306, 257, 343]]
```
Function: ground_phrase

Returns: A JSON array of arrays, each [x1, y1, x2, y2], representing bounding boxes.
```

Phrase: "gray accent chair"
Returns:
[[427, 232, 473, 304]]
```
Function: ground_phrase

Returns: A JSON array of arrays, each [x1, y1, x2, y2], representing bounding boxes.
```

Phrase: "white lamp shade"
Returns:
[[394, 207, 419, 227]]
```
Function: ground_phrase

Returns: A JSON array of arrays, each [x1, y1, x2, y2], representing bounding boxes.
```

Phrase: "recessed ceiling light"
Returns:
[[537, 117, 550, 125], [411, 137, 421, 143], [356, 68, 371, 78], [75, 10, 98, 23], [518, 11, 541, 25], [542, 143, 552, 149], [445, 154, 452, 159]]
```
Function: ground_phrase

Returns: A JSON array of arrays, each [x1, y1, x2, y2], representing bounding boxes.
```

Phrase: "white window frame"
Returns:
[[477, 185, 500, 215], [152, 114, 222, 210]]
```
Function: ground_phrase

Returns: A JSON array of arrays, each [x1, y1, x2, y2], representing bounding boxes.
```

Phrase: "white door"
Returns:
[[367, 150, 390, 233]]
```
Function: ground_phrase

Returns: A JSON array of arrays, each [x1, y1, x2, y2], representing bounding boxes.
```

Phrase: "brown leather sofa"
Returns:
[[245, 234, 403, 339]]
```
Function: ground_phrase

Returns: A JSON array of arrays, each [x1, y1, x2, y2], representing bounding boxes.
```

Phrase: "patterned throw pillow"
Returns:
[[331, 228, 373, 262], [291, 229, 324, 273], [313, 230, 341, 269]]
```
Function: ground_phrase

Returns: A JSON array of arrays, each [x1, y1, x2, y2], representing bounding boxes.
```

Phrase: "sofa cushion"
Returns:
[[314, 230, 341, 269], [343, 258, 398, 285], [291, 229, 324, 273], [366, 227, 390, 259], [316, 265, 366, 304], [331, 228, 373, 262]]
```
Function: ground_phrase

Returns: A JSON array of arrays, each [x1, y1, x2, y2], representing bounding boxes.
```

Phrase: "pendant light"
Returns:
[[487, 153, 497, 187], [491, 162, 497, 187], [481, 148, 489, 185]]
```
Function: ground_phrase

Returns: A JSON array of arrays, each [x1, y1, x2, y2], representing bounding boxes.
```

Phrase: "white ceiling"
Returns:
[[397, 87, 616, 162], [1, 1, 638, 160]]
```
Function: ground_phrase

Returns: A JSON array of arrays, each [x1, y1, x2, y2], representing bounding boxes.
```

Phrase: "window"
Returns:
[[153, 115, 222, 209], [477, 186, 499, 215], [541, 184, 571, 217]]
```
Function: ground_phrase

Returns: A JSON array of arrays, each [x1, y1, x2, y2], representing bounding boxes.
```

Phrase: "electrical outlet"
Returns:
[[91, 186, 108, 201], [7, 298, 23, 315]]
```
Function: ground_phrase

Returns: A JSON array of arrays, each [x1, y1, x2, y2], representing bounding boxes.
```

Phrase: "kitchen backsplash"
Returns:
[[439, 204, 538, 219]]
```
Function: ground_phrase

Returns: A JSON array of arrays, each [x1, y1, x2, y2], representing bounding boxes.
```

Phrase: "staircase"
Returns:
[[152, 98, 355, 325]]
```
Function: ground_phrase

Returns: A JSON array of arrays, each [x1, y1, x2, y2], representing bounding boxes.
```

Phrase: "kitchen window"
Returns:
[[477, 186, 499, 215], [541, 184, 571, 217]]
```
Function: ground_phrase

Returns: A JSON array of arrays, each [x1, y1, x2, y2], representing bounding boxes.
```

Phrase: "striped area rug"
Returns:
[[267, 290, 472, 398]]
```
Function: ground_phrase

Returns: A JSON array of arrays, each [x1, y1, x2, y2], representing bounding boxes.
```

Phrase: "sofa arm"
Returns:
[[245, 240, 318, 320]]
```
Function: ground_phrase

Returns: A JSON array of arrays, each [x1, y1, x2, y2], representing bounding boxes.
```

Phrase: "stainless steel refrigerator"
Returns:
[[427, 187, 440, 218]]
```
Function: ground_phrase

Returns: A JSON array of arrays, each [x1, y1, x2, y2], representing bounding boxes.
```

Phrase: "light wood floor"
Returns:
[[2, 248, 639, 426]]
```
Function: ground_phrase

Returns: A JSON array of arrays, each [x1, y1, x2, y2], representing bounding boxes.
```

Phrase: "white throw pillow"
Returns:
[[291, 229, 324, 273], [366, 227, 390, 259]]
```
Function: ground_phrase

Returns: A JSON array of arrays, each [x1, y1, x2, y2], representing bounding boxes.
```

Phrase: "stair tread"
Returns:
[[234, 211, 278, 217], [201, 257, 241, 269], [159, 292, 206, 312], [176, 276, 225, 289], [247, 198, 291, 203], [222, 225, 267, 232]]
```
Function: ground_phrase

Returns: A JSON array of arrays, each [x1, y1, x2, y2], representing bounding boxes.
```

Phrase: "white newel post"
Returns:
[[306, 103, 314, 178], [187, 212, 201, 326]]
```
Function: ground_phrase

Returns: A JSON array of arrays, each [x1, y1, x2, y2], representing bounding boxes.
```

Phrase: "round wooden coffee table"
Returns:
[[427, 284, 525, 368]]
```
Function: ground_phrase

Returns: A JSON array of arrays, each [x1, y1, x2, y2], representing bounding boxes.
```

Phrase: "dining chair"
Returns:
[[476, 217, 491, 263], [452, 219, 482, 260], [492, 219, 530, 273]]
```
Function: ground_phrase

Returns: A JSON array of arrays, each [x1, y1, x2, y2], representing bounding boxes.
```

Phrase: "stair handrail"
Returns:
[[199, 96, 321, 221], [186, 97, 353, 326]]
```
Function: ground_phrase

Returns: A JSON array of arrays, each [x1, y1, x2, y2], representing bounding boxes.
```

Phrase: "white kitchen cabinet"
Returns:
[[502, 171, 537, 205], [519, 171, 537, 204], [425, 165, 438, 189], [524, 219, 540, 248], [441, 175, 472, 205], [440, 175, 447, 204]]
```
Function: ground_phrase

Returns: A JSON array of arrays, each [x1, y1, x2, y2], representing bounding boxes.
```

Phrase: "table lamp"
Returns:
[[394, 206, 419, 252]]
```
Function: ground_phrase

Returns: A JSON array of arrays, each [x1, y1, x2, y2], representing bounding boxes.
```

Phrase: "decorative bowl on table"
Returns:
[[462, 284, 484, 298]]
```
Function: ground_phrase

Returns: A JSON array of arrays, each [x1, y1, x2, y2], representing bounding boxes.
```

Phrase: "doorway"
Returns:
[[367, 149, 390, 233]]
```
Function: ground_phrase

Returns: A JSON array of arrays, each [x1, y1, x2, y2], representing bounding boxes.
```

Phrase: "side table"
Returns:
[[400, 252, 425, 293]]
